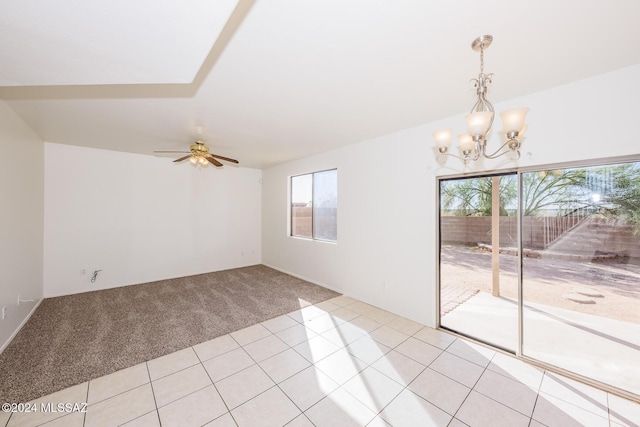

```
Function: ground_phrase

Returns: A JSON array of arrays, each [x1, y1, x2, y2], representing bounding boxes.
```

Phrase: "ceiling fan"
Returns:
[[154, 140, 239, 168]]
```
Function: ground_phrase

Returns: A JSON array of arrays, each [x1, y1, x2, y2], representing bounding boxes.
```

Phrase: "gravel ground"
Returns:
[[440, 245, 640, 323]]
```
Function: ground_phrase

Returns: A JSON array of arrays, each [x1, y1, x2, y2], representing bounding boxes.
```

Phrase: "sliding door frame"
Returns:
[[436, 154, 640, 402]]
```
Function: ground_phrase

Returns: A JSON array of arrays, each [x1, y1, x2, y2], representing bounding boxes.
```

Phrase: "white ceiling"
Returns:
[[1, 0, 639, 169]]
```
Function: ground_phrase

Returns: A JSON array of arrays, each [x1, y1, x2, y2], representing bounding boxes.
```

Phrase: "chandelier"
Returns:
[[433, 35, 529, 164]]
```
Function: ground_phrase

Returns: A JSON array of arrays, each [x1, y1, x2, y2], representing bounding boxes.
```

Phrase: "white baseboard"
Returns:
[[0, 298, 43, 354], [262, 263, 343, 295]]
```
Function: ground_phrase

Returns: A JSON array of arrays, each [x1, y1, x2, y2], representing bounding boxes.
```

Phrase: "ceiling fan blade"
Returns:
[[209, 153, 239, 164], [205, 155, 223, 167], [173, 154, 193, 163], [154, 150, 191, 153]]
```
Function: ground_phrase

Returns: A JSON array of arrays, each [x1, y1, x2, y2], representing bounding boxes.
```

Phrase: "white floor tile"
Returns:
[[538, 372, 609, 418], [349, 316, 383, 333], [413, 327, 456, 350], [328, 295, 358, 307], [303, 313, 343, 334], [242, 334, 289, 362], [230, 324, 272, 346], [203, 412, 236, 427], [379, 389, 452, 427], [152, 364, 212, 407], [315, 349, 368, 385], [231, 386, 300, 427], [346, 336, 391, 365], [366, 416, 392, 426], [261, 315, 299, 334], [608, 393, 640, 427], [473, 368, 538, 417], [347, 302, 378, 316], [371, 349, 426, 386], [429, 352, 484, 388], [215, 365, 275, 409], [293, 335, 341, 363], [276, 324, 318, 347], [285, 414, 315, 427], [305, 387, 377, 427], [202, 347, 255, 383], [313, 300, 341, 313], [158, 386, 227, 427], [7, 382, 88, 427], [0, 410, 10, 427], [342, 366, 404, 412], [486, 351, 544, 389], [363, 307, 399, 325], [259, 348, 311, 384], [88, 363, 149, 404], [385, 316, 424, 335], [445, 339, 495, 368], [279, 366, 339, 411], [120, 411, 160, 427], [193, 335, 239, 362], [287, 306, 326, 323], [85, 384, 155, 427], [407, 368, 470, 416], [395, 337, 443, 366], [147, 347, 200, 381], [456, 390, 530, 427], [329, 307, 360, 323], [447, 418, 470, 427], [321, 322, 367, 347], [370, 325, 410, 348], [39, 411, 85, 427], [532, 392, 609, 427]]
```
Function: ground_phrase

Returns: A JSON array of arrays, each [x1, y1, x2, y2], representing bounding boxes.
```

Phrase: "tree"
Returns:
[[521, 169, 587, 216], [440, 175, 517, 216], [597, 163, 640, 231]]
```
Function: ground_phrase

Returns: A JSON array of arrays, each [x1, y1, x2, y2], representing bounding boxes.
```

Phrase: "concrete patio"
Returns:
[[442, 291, 640, 397]]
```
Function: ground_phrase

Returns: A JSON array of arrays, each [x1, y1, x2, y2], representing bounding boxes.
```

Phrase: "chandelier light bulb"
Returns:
[[189, 156, 197, 164], [466, 111, 494, 137], [500, 108, 529, 134], [458, 134, 474, 153], [433, 129, 453, 151]]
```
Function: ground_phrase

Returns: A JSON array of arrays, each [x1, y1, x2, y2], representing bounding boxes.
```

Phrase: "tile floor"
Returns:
[[2, 295, 639, 427]]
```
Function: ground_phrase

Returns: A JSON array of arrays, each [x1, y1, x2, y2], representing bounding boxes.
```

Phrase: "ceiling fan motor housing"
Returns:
[[190, 141, 209, 154]]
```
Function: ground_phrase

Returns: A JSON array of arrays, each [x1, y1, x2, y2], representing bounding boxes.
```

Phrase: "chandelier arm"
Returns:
[[437, 150, 481, 165], [481, 138, 520, 159]]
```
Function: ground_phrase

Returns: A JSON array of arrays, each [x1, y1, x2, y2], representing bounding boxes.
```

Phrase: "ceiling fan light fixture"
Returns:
[[153, 135, 239, 169]]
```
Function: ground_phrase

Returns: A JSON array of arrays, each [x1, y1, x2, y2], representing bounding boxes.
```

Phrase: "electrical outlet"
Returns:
[[81, 269, 86, 276], [17, 294, 20, 306], [2, 306, 6, 320]]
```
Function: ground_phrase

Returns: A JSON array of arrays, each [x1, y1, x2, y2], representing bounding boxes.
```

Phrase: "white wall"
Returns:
[[262, 64, 640, 326], [0, 100, 44, 351], [44, 143, 261, 297]]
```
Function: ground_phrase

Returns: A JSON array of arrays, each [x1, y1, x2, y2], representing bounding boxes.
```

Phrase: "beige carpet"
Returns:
[[0, 265, 339, 403]]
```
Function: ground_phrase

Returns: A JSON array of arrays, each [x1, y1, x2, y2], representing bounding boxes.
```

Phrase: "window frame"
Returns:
[[289, 168, 337, 242]]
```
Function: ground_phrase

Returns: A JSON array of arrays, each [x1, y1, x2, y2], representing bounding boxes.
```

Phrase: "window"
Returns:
[[290, 169, 337, 241]]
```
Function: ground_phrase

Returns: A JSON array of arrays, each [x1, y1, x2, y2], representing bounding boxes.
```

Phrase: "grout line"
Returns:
[[83, 381, 90, 427], [144, 362, 162, 427]]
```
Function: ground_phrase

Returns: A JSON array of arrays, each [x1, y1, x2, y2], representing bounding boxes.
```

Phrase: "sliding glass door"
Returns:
[[521, 161, 640, 396], [438, 158, 640, 398], [439, 173, 518, 352]]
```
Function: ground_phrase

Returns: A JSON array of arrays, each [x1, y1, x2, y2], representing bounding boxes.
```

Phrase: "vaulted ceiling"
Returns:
[[1, 0, 639, 168]]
